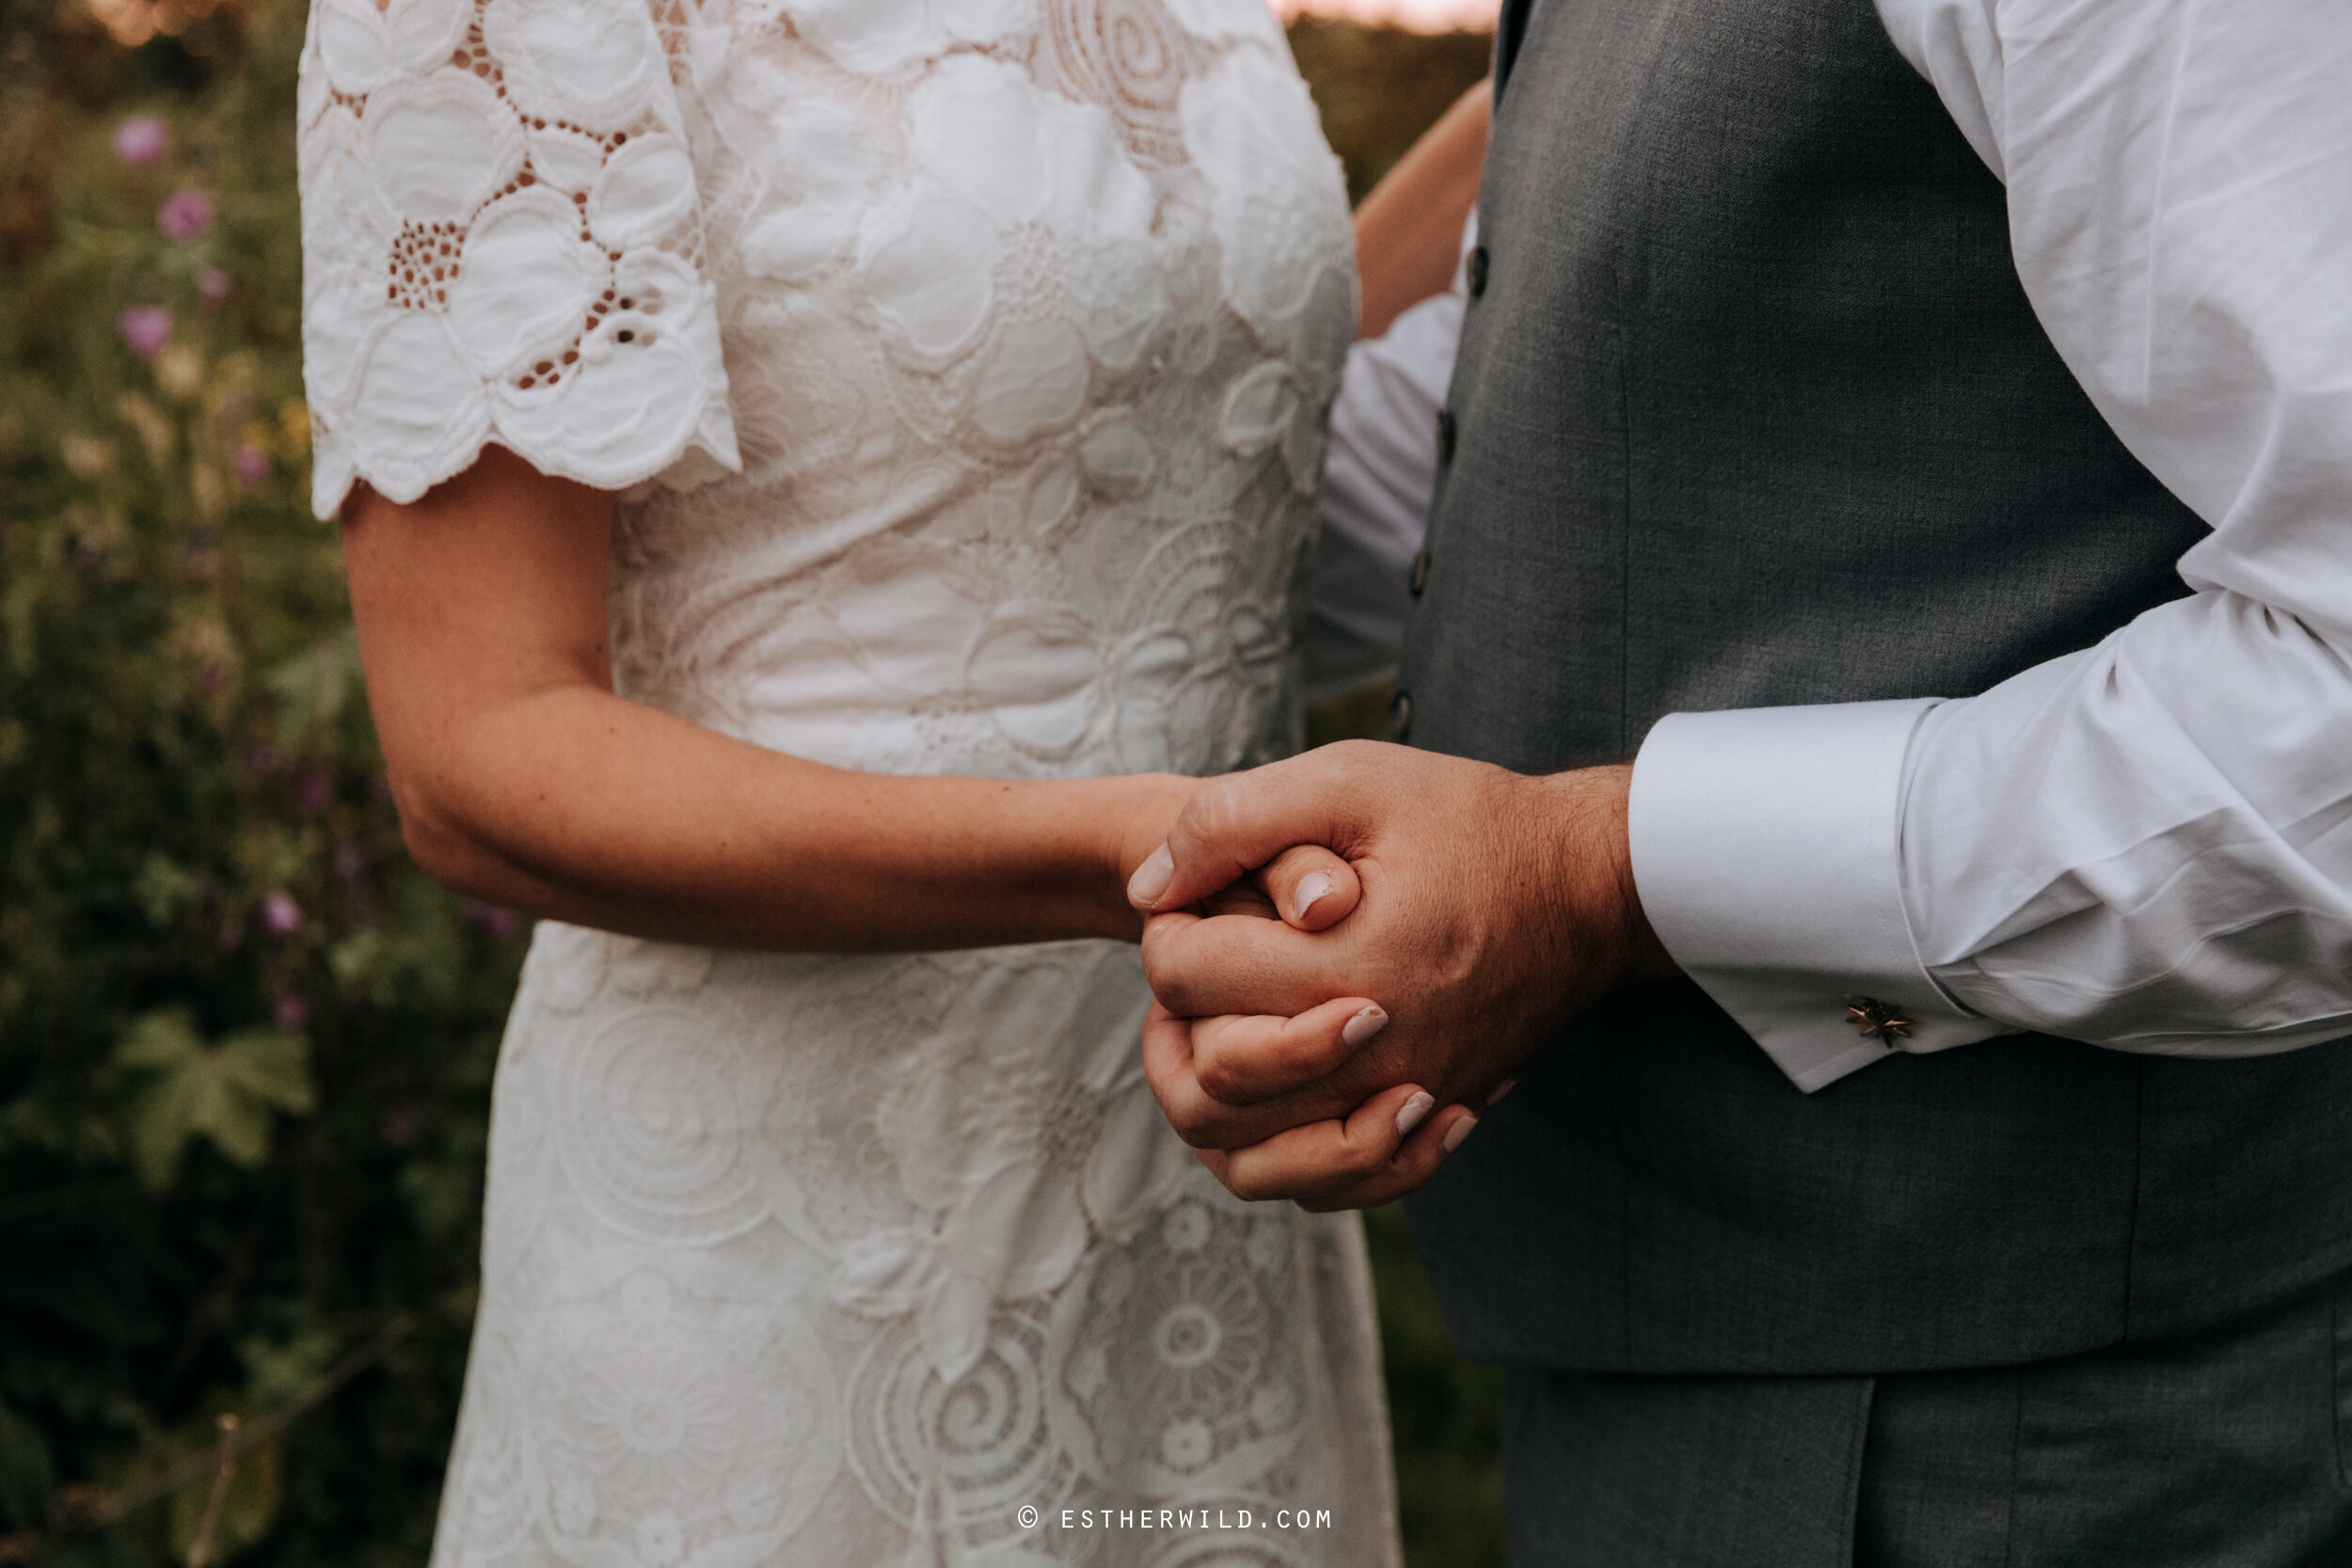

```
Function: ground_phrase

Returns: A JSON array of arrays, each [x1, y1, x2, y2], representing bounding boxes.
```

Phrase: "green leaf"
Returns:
[[162, 1422, 283, 1567], [135, 850, 203, 928], [333, 868, 465, 1008], [264, 626, 362, 748], [115, 1009, 314, 1189], [116, 1006, 205, 1072], [240, 1328, 338, 1408]]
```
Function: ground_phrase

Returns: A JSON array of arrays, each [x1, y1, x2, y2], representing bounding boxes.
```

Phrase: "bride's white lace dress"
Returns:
[[296, 0, 1397, 1562]]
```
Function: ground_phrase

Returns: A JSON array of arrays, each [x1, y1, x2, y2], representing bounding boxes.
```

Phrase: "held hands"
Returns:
[[1103, 774, 1366, 937], [1127, 741, 1677, 1212]]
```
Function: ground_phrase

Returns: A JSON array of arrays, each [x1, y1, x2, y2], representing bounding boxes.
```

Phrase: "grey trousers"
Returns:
[[1501, 1277, 2352, 1566]]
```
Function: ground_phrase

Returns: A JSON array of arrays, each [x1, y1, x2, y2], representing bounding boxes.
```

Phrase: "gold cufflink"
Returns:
[[1846, 997, 1912, 1043]]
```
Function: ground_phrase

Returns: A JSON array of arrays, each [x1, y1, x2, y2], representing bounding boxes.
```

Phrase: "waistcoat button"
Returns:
[[1409, 548, 1431, 596], [1435, 409, 1456, 463], [1467, 245, 1488, 297], [1389, 689, 1414, 743]]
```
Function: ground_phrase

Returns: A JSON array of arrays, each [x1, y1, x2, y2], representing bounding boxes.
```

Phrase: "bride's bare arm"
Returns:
[[344, 447, 1339, 951], [1351, 80, 1490, 341]]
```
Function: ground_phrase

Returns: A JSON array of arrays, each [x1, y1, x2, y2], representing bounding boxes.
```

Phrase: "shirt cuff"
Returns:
[[1626, 700, 2010, 1091]]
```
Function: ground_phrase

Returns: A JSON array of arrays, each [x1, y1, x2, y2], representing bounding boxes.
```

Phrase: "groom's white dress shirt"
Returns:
[[1314, 0, 2352, 1091], [1306, 230, 1471, 703]]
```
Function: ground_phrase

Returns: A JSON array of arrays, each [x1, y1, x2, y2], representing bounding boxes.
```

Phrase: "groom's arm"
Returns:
[[1134, 0, 2352, 1202], [1632, 0, 2352, 1088]]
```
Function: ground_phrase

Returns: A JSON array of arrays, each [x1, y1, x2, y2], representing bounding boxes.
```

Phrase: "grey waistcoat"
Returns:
[[1397, 0, 2352, 1374]]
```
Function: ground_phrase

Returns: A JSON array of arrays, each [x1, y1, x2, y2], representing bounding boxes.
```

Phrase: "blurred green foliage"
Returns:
[[1286, 17, 1493, 203], [0, 4, 1500, 1564], [1, 5, 524, 1562]]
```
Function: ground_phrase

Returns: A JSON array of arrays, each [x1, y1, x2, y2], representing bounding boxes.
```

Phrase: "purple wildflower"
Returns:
[[334, 840, 366, 883], [294, 768, 333, 813], [156, 189, 214, 243], [261, 890, 301, 935], [119, 307, 171, 358], [464, 900, 519, 940], [235, 444, 269, 485], [113, 115, 168, 166], [274, 990, 309, 1030], [198, 267, 230, 309]]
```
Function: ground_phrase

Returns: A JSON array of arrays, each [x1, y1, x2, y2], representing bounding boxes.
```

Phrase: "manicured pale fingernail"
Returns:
[[1441, 1114, 1479, 1154], [1127, 845, 1174, 906], [1484, 1078, 1518, 1108], [1342, 1005, 1388, 1049], [1293, 871, 1336, 922], [1393, 1091, 1436, 1139]]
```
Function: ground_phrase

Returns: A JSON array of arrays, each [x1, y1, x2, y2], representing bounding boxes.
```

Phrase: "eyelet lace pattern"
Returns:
[[299, 0, 1396, 1562]]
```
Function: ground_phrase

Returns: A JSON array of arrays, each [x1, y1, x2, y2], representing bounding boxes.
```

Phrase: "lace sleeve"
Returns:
[[295, 0, 740, 518]]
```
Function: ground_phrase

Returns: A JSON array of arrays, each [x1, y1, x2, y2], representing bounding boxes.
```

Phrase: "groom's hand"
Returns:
[[1128, 741, 1677, 1208]]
